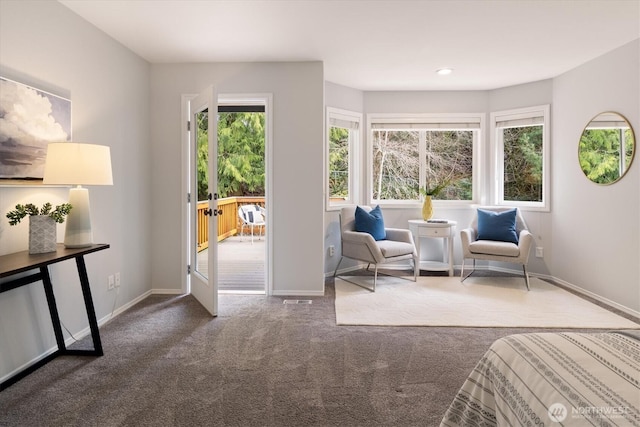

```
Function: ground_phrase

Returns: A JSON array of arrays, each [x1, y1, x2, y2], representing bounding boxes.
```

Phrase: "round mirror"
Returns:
[[579, 112, 635, 185]]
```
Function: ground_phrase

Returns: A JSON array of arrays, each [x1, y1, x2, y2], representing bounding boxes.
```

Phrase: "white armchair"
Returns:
[[460, 206, 534, 290], [334, 205, 418, 291]]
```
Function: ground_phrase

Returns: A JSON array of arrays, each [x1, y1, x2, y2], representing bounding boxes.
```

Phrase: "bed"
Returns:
[[441, 331, 640, 426]]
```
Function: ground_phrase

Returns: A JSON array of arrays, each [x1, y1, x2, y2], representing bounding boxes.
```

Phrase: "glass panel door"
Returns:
[[189, 86, 218, 316]]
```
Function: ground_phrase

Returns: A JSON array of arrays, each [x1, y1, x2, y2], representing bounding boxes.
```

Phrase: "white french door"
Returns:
[[189, 86, 218, 316]]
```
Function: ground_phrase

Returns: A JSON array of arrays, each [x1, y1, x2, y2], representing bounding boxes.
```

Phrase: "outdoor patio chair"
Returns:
[[238, 204, 265, 243]]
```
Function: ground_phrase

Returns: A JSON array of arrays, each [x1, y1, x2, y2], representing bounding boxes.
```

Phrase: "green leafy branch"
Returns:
[[420, 180, 451, 197], [6, 203, 72, 226]]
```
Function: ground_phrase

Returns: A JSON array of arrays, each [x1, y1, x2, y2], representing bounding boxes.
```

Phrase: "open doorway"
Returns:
[[215, 102, 267, 293], [185, 93, 271, 297]]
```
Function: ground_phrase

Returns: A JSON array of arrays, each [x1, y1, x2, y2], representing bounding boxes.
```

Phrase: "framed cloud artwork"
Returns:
[[0, 76, 71, 185]]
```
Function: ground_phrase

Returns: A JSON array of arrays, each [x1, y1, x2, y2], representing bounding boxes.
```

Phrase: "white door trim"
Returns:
[[181, 93, 196, 295], [181, 92, 273, 295]]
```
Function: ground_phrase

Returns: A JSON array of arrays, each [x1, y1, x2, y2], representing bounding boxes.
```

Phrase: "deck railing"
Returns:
[[197, 196, 265, 250]]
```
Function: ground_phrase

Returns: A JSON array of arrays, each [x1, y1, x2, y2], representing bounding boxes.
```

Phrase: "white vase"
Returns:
[[29, 215, 57, 254]]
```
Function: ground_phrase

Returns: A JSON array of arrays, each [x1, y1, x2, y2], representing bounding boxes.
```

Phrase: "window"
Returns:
[[491, 105, 550, 210], [368, 114, 481, 205], [326, 107, 361, 209]]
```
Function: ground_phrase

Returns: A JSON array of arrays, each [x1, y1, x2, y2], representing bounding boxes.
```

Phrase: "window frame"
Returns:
[[366, 113, 483, 208], [490, 104, 550, 212], [325, 107, 362, 211]]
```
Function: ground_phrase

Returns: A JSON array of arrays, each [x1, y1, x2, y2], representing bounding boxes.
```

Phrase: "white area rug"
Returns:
[[335, 276, 640, 328]]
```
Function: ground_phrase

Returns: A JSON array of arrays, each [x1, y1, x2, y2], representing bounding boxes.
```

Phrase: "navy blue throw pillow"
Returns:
[[476, 208, 519, 244], [354, 205, 386, 241]]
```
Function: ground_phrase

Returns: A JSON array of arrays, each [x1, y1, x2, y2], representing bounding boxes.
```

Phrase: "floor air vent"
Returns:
[[283, 299, 312, 305]]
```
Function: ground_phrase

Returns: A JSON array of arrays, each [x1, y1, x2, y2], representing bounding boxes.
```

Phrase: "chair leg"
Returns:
[[522, 265, 530, 291], [336, 260, 414, 293], [373, 264, 378, 292], [334, 260, 376, 292], [461, 259, 475, 282], [333, 256, 344, 278]]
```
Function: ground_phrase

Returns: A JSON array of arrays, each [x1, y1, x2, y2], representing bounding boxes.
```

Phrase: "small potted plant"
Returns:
[[6, 203, 72, 254]]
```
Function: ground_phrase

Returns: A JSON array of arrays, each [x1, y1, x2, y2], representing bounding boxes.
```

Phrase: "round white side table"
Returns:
[[408, 219, 457, 276]]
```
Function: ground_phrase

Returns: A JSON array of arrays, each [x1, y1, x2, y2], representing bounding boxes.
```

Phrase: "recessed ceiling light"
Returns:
[[436, 68, 453, 76]]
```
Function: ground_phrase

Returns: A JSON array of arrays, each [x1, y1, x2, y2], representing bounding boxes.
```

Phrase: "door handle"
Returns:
[[204, 208, 222, 216]]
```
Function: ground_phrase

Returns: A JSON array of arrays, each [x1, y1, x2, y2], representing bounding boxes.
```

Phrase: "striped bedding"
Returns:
[[441, 331, 640, 426]]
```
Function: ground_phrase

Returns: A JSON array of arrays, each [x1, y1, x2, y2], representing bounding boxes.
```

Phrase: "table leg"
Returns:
[[41, 266, 67, 351], [75, 256, 103, 356], [416, 235, 422, 272], [447, 236, 454, 276]]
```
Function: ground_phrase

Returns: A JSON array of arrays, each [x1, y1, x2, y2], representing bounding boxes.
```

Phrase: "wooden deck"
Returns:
[[197, 236, 265, 293]]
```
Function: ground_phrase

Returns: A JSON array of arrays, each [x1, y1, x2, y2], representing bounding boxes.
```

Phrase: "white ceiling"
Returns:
[[59, 0, 639, 91]]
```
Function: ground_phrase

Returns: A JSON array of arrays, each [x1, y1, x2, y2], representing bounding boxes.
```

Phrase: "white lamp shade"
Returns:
[[43, 143, 113, 185], [42, 142, 113, 247]]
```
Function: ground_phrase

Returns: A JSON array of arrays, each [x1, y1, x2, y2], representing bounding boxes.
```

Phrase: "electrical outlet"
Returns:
[[108, 275, 115, 290], [115, 272, 121, 287], [328, 245, 335, 257], [535, 247, 544, 258]]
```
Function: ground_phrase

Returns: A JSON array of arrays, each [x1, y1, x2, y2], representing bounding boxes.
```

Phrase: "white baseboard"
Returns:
[[64, 290, 153, 345], [98, 290, 152, 326], [0, 347, 59, 386], [482, 266, 639, 319], [271, 290, 325, 296], [326, 264, 367, 278], [150, 288, 183, 295], [551, 277, 640, 320]]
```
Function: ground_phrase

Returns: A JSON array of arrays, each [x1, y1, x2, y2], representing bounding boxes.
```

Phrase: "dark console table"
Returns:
[[0, 243, 109, 391]]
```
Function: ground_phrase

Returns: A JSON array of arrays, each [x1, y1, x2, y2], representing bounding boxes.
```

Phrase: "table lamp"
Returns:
[[43, 143, 113, 248]]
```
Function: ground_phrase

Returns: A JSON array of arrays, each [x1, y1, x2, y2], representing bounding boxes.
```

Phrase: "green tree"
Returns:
[[503, 126, 543, 202], [328, 127, 349, 199], [196, 111, 265, 200], [579, 128, 634, 184], [217, 112, 265, 197], [196, 111, 209, 201]]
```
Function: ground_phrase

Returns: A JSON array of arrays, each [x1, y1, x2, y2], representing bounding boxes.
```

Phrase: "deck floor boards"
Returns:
[[196, 236, 265, 292]]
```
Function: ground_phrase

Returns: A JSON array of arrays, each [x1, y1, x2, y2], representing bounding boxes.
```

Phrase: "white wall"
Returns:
[[325, 81, 364, 113], [0, 1, 151, 380], [552, 39, 639, 312], [149, 62, 325, 295]]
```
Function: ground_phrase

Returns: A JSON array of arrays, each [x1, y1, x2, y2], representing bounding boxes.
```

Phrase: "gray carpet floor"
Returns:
[[0, 274, 633, 427]]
